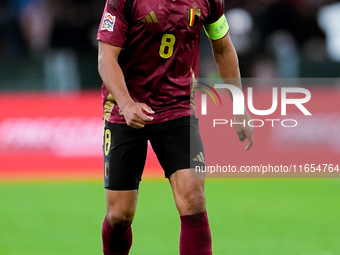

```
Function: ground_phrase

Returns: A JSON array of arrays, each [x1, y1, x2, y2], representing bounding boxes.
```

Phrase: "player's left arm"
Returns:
[[210, 34, 254, 151]]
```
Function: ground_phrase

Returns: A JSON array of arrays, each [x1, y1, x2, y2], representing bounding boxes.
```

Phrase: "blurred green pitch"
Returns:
[[0, 179, 339, 255]]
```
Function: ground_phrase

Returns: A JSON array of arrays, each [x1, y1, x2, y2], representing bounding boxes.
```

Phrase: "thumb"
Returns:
[[244, 133, 254, 151]]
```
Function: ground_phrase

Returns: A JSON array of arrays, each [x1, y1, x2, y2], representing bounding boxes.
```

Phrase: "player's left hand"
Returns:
[[233, 111, 254, 151]]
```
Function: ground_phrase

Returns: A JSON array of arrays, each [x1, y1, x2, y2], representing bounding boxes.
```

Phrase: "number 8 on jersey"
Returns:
[[159, 34, 176, 59]]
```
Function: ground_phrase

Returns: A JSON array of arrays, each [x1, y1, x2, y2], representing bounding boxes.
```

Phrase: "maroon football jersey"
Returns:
[[97, 0, 225, 124]]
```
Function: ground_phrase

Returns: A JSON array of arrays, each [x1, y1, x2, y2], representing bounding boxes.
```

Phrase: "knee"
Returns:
[[106, 208, 135, 229], [188, 188, 206, 208], [177, 188, 206, 215]]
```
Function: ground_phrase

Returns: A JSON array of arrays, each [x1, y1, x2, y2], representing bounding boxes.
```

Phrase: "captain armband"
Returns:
[[204, 14, 229, 40]]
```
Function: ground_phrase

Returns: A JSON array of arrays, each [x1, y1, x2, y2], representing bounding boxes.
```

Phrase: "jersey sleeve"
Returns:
[[204, 0, 229, 40], [96, 0, 128, 48]]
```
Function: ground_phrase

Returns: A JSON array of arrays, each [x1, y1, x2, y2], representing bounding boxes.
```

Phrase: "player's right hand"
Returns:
[[121, 102, 154, 129]]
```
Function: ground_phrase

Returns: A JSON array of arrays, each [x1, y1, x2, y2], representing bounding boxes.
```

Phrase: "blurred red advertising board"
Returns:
[[0, 91, 162, 180], [1, 87, 339, 180]]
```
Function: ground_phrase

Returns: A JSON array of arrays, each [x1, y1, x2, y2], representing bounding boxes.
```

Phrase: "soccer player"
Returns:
[[97, 0, 254, 254]]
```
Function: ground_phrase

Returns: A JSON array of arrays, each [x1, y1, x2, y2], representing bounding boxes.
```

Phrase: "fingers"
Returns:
[[234, 112, 254, 151], [127, 120, 146, 129], [125, 103, 154, 129], [140, 104, 155, 115], [236, 129, 254, 151], [140, 104, 154, 122], [244, 131, 254, 151], [236, 129, 246, 143], [235, 125, 254, 151]]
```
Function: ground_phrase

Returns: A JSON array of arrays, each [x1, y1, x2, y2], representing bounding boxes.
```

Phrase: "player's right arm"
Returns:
[[203, 0, 254, 151], [98, 41, 154, 129]]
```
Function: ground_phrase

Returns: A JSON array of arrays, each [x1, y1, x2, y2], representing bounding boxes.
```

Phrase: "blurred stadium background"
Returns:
[[0, 0, 340, 254]]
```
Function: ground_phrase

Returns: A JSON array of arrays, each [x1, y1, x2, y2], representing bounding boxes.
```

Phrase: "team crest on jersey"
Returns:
[[188, 8, 201, 28], [101, 13, 116, 32]]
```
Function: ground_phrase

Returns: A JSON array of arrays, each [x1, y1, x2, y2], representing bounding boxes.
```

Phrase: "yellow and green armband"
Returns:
[[204, 14, 229, 40]]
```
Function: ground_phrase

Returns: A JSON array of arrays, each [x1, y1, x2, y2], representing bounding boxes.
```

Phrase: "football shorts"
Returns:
[[103, 115, 205, 190]]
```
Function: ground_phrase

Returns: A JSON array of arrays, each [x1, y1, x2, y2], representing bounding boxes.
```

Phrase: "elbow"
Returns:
[[213, 51, 225, 66]]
